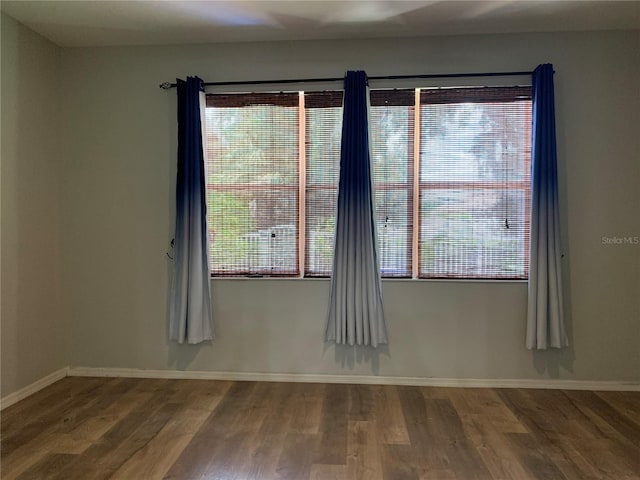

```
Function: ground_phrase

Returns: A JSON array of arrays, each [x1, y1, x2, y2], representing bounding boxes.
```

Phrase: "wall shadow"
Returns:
[[323, 342, 390, 376], [166, 340, 210, 371]]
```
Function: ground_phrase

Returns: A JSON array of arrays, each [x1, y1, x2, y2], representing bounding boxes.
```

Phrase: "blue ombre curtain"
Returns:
[[325, 71, 387, 347], [169, 76, 214, 344], [526, 64, 567, 349]]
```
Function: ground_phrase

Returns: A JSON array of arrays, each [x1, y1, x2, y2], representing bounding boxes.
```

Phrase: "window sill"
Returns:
[[210, 276, 527, 284]]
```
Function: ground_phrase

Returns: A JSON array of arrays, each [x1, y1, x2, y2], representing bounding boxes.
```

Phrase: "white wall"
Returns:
[[58, 29, 639, 382], [1, 14, 67, 397]]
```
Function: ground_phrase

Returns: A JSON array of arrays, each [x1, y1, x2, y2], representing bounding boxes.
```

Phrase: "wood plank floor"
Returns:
[[1, 377, 639, 479]]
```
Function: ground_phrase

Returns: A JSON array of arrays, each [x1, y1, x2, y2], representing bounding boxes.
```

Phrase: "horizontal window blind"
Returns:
[[304, 91, 343, 276], [207, 92, 299, 108], [369, 89, 415, 277], [420, 86, 532, 104], [419, 87, 532, 279], [205, 93, 300, 275]]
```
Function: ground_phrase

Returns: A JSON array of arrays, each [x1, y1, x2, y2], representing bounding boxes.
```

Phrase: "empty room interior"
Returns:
[[1, 1, 639, 479]]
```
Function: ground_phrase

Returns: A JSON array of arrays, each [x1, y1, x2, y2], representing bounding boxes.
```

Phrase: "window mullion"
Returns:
[[298, 91, 306, 277], [412, 88, 421, 279]]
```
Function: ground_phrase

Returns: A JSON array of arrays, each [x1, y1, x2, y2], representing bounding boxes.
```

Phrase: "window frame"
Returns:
[[204, 85, 532, 280]]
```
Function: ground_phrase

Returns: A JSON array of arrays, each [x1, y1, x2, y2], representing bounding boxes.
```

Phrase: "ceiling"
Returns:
[[2, 0, 639, 48]]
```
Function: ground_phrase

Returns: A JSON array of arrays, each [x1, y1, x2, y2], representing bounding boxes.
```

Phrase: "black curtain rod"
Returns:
[[159, 70, 533, 90]]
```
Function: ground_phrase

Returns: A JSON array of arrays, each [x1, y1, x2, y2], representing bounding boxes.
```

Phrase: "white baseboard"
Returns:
[[67, 366, 640, 392], [1, 367, 69, 410], [2, 366, 637, 409]]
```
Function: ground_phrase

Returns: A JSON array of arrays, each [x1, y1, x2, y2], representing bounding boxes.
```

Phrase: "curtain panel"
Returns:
[[169, 76, 214, 344], [325, 71, 388, 347], [526, 64, 567, 349]]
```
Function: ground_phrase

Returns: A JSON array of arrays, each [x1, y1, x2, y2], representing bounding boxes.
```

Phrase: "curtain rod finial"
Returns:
[[159, 82, 173, 90]]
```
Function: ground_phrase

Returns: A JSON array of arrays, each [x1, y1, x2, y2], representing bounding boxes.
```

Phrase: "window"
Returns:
[[419, 87, 532, 279], [204, 86, 531, 279], [304, 92, 342, 276], [204, 93, 300, 276], [370, 90, 416, 277]]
